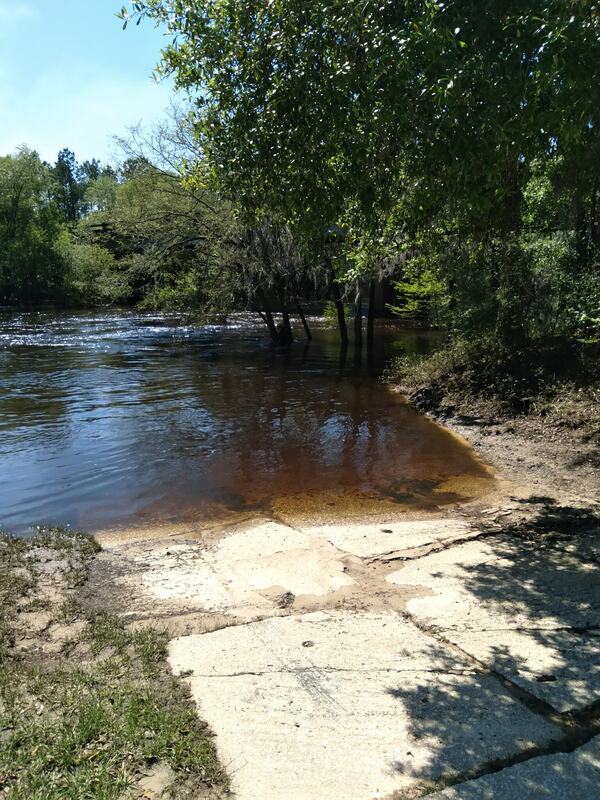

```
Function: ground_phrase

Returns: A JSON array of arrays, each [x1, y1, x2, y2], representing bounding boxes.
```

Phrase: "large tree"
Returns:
[[120, 3, 600, 226], [0, 148, 68, 304], [120, 1, 600, 345]]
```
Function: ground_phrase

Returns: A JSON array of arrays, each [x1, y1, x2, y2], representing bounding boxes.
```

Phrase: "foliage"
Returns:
[[61, 241, 125, 306], [387, 334, 600, 425], [0, 149, 67, 305], [81, 120, 243, 311], [0, 148, 124, 307], [0, 117, 244, 311], [117, 0, 600, 354], [323, 299, 350, 323], [120, 3, 600, 220], [389, 266, 447, 325]]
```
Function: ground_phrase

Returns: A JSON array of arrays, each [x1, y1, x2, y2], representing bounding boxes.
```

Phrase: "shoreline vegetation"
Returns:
[[386, 339, 600, 444], [0, 528, 227, 800], [385, 337, 600, 505]]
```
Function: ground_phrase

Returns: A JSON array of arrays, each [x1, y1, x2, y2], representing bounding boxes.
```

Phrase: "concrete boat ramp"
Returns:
[[96, 511, 600, 799]]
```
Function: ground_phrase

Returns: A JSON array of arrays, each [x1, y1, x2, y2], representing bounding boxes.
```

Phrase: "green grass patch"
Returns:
[[1, 666, 222, 799], [0, 528, 226, 799]]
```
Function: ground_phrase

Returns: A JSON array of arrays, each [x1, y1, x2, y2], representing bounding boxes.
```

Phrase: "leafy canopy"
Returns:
[[120, 1, 600, 238]]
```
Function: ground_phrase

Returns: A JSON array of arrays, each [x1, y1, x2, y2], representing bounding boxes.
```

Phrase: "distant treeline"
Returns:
[[0, 135, 364, 349], [0, 144, 236, 310]]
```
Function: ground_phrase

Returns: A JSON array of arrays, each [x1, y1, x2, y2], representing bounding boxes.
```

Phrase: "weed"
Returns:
[[0, 529, 227, 799]]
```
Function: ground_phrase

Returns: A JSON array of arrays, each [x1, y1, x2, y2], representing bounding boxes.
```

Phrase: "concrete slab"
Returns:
[[387, 537, 600, 711], [109, 521, 355, 621], [447, 629, 600, 712], [303, 519, 474, 559], [427, 735, 600, 799], [105, 517, 481, 624], [169, 610, 562, 800]]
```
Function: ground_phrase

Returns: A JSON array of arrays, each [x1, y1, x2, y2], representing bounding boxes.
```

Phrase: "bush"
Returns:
[[386, 334, 600, 418]]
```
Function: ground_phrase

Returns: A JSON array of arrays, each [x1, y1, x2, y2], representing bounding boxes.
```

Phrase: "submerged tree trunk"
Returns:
[[295, 299, 312, 340], [367, 280, 375, 353], [281, 308, 294, 344], [332, 283, 348, 346], [259, 309, 278, 343], [323, 247, 349, 346], [257, 290, 278, 343], [354, 286, 363, 350]]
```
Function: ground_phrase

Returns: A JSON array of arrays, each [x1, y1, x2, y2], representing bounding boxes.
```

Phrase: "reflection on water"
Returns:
[[0, 311, 491, 534]]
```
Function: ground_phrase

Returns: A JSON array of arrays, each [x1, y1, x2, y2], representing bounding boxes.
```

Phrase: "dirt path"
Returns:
[[88, 423, 600, 799]]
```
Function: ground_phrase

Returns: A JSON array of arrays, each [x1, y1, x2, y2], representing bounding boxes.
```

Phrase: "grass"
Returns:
[[386, 337, 600, 439], [0, 528, 226, 800]]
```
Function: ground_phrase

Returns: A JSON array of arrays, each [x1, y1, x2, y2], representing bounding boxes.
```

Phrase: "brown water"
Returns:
[[0, 311, 492, 535]]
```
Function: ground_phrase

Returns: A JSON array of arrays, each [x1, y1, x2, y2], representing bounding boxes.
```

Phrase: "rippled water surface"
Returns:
[[0, 311, 492, 534]]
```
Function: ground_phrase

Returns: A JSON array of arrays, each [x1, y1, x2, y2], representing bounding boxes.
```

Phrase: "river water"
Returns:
[[0, 311, 493, 535]]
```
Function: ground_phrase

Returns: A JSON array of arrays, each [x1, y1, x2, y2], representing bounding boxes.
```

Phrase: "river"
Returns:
[[0, 311, 492, 535]]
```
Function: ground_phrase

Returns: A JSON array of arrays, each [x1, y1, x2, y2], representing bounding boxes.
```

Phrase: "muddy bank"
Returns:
[[397, 388, 600, 508]]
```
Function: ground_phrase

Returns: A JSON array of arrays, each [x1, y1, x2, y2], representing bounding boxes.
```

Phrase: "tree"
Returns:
[[52, 148, 85, 222], [0, 148, 68, 304], [120, 1, 600, 346], [76, 110, 241, 311], [84, 173, 119, 213]]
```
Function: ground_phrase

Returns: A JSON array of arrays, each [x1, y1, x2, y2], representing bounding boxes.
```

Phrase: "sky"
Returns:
[[0, 0, 176, 165]]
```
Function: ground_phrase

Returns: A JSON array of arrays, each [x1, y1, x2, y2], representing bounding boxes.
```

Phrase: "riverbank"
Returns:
[[0, 529, 227, 800], [389, 385, 600, 508], [384, 335, 600, 507]]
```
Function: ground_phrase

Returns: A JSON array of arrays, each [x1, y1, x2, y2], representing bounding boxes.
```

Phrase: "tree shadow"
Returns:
[[383, 655, 561, 787], [383, 500, 600, 789]]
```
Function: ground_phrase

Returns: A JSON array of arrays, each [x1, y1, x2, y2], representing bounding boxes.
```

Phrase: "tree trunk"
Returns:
[[367, 280, 375, 353], [323, 247, 349, 346], [281, 308, 293, 344], [354, 286, 363, 349], [575, 201, 588, 271], [332, 283, 348, 345], [295, 299, 312, 340], [259, 309, 278, 343], [257, 291, 278, 343]]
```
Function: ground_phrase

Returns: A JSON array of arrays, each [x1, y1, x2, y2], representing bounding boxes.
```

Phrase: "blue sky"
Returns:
[[0, 0, 175, 165]]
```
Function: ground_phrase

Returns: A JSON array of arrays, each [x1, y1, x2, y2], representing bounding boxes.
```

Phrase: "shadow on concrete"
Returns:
[[385, 500, 600, 787]]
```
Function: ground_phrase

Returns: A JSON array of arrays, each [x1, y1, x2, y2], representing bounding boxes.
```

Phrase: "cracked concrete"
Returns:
[[302, 519, 478, 559], [93, 502, 600, 799], [92, 516, 475, 628], [169, 611, 562, 800], [387, 536, 600, 712], [425, 735, 600, 799]]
